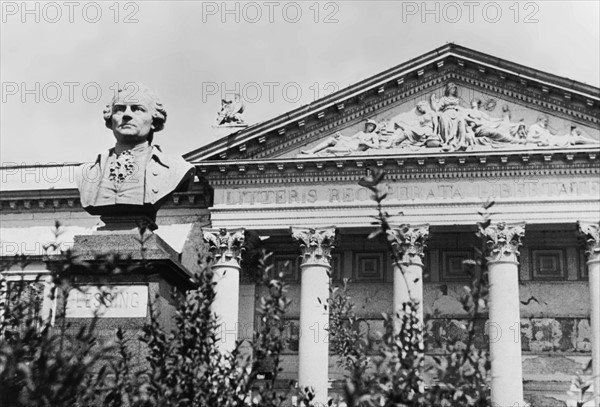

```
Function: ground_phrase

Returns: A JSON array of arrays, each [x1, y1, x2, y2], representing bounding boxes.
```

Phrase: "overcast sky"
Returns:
[[1, 0, 599, 166]]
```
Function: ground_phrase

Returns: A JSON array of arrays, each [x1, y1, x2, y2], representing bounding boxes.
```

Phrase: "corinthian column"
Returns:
[[482, 222, 525, 407], [579, 221, 600, 407], [388, 224, 429, 326], [291, 226, 336, 405], [203, 228, 245, 353]]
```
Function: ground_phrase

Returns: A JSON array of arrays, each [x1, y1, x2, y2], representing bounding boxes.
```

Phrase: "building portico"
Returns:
[[182, 45, 599, 405], [191, 142, 598, 404]]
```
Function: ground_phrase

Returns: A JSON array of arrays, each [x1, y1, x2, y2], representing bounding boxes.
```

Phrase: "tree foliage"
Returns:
[[0, 225, 301, 406], [328, 168, 491, 406]]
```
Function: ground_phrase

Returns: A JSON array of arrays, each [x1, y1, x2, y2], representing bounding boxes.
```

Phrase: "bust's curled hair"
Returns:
[[102, 84, 167, 135]]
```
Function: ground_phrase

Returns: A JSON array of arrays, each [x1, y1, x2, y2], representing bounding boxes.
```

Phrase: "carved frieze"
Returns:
[[296, 81, 599, 159], [291, 227, 336, 267], [481, 222, 526, 263], [203, 228, 245, 267], [242, 69, 598, 161], [578, 221, 600, 260], [387, 224, 430, 266]]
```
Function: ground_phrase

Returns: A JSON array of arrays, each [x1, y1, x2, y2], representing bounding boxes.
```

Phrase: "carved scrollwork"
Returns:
[[578, 221, 600, 260], [203, 228, 245, 267], [387, 224, 430, 266], [291, 227, 336, 267], [481, 222, 525, 263]]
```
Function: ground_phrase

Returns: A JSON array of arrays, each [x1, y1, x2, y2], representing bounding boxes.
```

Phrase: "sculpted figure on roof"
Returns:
[[75, 83, 195, 228], [216, 94, 246, 125]]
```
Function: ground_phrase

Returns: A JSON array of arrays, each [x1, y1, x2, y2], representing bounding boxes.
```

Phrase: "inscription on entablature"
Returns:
[[214, 176, 599, 206], [221, 188, 319, 205]]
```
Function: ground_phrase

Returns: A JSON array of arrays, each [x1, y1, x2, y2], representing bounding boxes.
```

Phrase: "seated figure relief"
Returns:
[[300, 120, 380, 156], [380, 101, 442, 149], [298, 83, 599, 157], [464, 99, 528, 147], [430, 82, 470, 151], [526, 115, 599, 147]]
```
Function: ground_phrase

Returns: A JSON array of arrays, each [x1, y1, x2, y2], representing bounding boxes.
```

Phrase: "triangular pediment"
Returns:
[[184, 44, 600, 163], [280, 82, 600, 159]]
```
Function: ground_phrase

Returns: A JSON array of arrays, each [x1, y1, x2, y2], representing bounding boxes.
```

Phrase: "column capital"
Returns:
[[578, 221, 600, 261], [388, 224, 430, 266], [291, 226, 336, 268], [481, 222, 525, 264], [203, 228, 245, 268]]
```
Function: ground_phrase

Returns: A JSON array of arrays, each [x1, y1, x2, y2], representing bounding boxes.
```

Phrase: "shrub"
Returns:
[[0, 224, 301, 406], [327, 169, 491, 406]]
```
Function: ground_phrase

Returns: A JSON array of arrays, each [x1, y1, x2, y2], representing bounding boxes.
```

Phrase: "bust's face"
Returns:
[[110, 94, 155, 144]]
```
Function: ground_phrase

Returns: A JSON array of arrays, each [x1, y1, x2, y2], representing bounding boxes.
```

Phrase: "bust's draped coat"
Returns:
[[75, 145, 194, 210]]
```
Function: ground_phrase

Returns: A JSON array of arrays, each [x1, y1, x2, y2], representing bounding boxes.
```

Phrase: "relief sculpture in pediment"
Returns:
[[298, 83, 598, 157], [380, 101, 440, 149], [300, 119, 381, 156]]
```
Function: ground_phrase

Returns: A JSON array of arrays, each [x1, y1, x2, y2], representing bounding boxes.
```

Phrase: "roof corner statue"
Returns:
[[75, 83, 195, 229], [216, 94, 246, 126]]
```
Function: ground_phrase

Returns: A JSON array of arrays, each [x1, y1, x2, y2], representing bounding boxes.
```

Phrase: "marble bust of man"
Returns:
[[76, 84, 194, 227]]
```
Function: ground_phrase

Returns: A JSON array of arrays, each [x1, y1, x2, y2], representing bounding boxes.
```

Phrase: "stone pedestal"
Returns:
[[71, 230, 195, 291], [388, 224, 429, 327], [203, 228, 245, 353], [482, 222, 525, 407], [292, 226, 336, 405], [579, 222, 600, 407], [97, 214, 158, 232], [56, 230, 196, 369], [212, 124, 248, 140]]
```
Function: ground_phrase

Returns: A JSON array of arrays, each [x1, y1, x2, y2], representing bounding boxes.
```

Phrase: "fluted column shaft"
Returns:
[[579, 222, 600, 407], [292, 226, 336, 406], [483, 222, 525, 407], [203, 228, 245, 353], [388, 224, 429, 327]]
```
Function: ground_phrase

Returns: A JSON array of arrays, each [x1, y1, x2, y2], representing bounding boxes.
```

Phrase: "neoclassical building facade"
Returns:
[[1, 44, 599, 407]]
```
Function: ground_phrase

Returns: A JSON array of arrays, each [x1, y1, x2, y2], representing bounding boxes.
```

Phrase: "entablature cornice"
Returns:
[[196, 147, 599, 185], [0, 189, 209, 214]]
